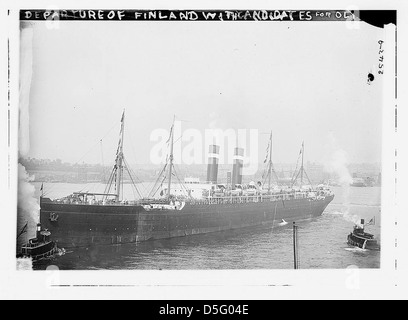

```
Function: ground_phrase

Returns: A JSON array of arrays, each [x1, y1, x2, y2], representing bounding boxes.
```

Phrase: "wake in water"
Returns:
[[326, 211, 344, 215], [326, 209, 360, 224], [347, 203, 381, 208], [344, 247, 368, 253], [16, 258, 33, 270]]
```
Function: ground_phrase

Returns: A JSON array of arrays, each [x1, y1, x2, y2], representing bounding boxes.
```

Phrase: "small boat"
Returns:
[[17, 223, 58, 261], [347, 219, 380, 251]]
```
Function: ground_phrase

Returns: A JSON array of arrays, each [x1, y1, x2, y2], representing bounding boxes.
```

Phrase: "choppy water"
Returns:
[[17, 183, 381, 270]]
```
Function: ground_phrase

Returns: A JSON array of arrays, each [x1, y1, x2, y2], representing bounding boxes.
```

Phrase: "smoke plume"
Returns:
[[324, 133, 357, 224], [17, 164, 39, 238], [19, 22, 34, 155], [324, 133, 353, 186], [17, 22, 38, 248]]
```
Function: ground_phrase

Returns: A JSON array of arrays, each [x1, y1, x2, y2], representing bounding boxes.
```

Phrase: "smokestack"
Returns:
[[36, 223, 41, 240], [232, 147, 244, 188], [206, 145, 220, 184]]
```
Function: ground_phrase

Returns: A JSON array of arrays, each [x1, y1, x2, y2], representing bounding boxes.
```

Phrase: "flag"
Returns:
[[367, 217, 376, 225], [299, 141, 304, 155], [17, 222, 28, 239], [166, 125, 174, 144]]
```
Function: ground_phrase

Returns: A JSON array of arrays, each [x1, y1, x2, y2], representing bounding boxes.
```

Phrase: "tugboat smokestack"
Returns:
[[232, 147, 244, 188], [36, 223, 41, 240], [206, 145, 220, 184]]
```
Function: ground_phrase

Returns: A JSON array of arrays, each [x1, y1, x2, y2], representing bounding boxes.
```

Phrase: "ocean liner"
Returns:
[[39, 112, 334, 248]]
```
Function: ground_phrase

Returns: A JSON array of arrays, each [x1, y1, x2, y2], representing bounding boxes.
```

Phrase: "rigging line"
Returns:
[[125, 174, 137, 201], [272, 165, 280, 184], [121, 160, 135, 199], [172, 165, 191, 198], [78, 179, 89, 193], [103, 166, 116, 199], [269, 165, 280, 187], [175, 175, 189, 198], [151, 175, 167, 198], [303, 170, 312, 186], [148, 162, 168, 198], [123, 158, 143, 199], [124, 157, 145, 186], [121, 164, 124, 202], [42, 182, 57, 198], [133, 174, 148, 197], [148, 173, 164, 198], [172, 134, 184, 145], [261, 168, 267, 184], [125, 124, 145, 178], [84, 182, 90, 193], [262, 164, 270, 186], [173, 163, 188, 188], [100, 140, 106, 183], [175, 118, 192, 123], [103, 166, 115, 194], [124, 160, 147, 196], [291, 170, 302, 188], [130, 181, 137, 201], [103, 169, 113, 195], [73, 121, 119, 167], [290, 154, 301, 185]]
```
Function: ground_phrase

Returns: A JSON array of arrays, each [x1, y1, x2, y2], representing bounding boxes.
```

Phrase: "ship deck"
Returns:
[[44, 191, 334, 208]]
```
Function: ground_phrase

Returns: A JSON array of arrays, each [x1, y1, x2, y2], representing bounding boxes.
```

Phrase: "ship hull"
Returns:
[[347, 233, 380, 250], [18, 241, 58, 261], [40, 195, 334, 248]]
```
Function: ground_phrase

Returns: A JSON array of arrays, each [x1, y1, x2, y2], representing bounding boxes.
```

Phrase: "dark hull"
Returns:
[[40, 195, 334, 248], [18, 241, 57, 260], [347, 234, 380, 250]]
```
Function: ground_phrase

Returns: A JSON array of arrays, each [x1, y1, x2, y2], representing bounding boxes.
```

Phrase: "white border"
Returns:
[[1, 0, 407, 300]]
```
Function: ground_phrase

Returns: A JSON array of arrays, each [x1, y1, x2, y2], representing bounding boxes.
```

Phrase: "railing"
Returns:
[[21, 240, 52, 249], [188, 192, 329, 206], [53, 199, 144, 206], [50, 191, 333, 208]]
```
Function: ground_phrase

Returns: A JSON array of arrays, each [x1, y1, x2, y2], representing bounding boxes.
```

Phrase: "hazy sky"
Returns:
[[23, 20, 384, 166]]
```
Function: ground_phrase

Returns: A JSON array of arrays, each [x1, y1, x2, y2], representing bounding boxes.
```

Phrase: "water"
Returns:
[[18, 183, 381, 270]]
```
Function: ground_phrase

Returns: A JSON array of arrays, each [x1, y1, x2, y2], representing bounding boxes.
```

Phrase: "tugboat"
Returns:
[[347, 218, 380, 251], [17, 223, 59, 261]]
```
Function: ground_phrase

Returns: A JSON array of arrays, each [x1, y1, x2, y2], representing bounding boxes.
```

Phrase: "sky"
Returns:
[[22, 19, 384, 167]]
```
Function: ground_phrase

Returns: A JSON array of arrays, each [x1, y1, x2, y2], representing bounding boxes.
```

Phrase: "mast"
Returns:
[[115, 110, 125, 202], [100, 139, 106, 183], [167, 116, 175, 200], [268, 131, 272, 193], [300, 141, 304, 187], [293, 222, 299, 269]]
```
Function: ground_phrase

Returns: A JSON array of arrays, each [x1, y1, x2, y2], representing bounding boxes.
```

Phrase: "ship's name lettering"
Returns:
[[23, 10, 128, 21], [22, 10, 344, 22]]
